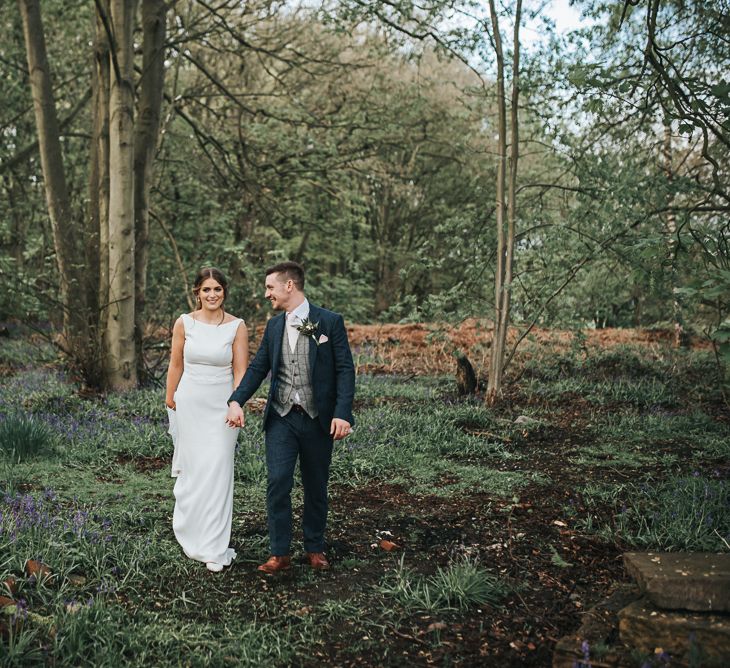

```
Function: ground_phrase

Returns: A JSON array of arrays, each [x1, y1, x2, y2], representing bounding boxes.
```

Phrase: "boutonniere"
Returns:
[[296, 318, 321, 344]]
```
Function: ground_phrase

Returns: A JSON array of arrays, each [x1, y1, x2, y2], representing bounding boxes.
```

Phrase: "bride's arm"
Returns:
[[165, 318, 185, 409], [232, 321, 249, 389]]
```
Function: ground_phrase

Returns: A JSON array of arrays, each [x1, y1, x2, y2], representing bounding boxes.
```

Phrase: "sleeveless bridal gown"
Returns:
[[171, 313, 242, 566]]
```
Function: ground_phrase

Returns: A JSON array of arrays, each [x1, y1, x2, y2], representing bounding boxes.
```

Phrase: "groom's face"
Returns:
[[265, 272, 292, 311]]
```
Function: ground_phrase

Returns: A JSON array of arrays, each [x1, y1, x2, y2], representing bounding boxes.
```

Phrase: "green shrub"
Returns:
[[0, 414, 54, 463], [429, 556, 511, 610], [378, 555, 511, 613]]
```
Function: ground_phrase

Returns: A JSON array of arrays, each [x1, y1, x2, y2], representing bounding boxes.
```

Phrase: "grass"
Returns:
[[570, 443, 658, 469], [0, 414, 55, 463], [0, 339, 728, 665], [594, 410, 730, 463], [378, 554, 511, 613], [573, 474, 730, 552], [610, 475, 729, 551], [524, 375, 674, 407], [0, 336, 56, 370]]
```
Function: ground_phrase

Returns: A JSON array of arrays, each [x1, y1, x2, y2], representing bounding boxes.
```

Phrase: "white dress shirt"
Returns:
[[286, 299, 310, 353], [286, 299, 310, 404]]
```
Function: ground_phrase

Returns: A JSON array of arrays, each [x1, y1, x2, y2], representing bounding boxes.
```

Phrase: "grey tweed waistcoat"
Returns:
[[271, 322, 318, 418]]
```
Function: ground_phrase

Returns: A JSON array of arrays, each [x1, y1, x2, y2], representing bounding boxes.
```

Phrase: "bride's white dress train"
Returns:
[[170, 313, 242, 566]]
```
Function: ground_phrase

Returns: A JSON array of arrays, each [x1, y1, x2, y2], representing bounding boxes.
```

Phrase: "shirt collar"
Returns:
[[288, 298, 309, 323]]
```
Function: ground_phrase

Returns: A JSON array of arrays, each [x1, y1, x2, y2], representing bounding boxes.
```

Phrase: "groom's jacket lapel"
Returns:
[[308, 304, 321, 373], [270, 312, 285, 377]]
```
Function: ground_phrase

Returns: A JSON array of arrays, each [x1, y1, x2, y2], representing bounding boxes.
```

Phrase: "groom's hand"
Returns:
[[226, 401, 245, 428], [330, 418, 351, 441]]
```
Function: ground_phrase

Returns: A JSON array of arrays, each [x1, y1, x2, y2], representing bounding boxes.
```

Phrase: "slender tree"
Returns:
[[105, 0, 138, 389], [89, 1, 111, 388], [486, 0, 521, 404], [134, 0, 166, 381], [18, 0, 95, 375]]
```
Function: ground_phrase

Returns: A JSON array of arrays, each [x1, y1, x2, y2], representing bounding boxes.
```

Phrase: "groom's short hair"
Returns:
[[266, 261, 305, 291]]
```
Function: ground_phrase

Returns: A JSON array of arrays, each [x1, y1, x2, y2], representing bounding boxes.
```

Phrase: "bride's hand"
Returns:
[[226, 403, 244, 428], [166, 399, 176, 410]]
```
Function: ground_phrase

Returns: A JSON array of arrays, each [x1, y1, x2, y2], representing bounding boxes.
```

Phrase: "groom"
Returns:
[[226, 261, 355, 573]]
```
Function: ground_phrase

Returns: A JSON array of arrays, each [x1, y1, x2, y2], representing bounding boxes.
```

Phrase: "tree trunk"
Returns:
[[19, 0, 91, 368], [106, 0, 138, 390], [486, 0, 521, 405], [87, 5, 111, 389], [486, 0, 508, 404], [662, 120, 688, 348], [18, 0, 76, 301], [134, 0, 167, 383], [95, 6, 112, 384]]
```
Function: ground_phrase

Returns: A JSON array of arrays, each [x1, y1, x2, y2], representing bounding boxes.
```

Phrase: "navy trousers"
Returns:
[[264, 410, 333, 555]]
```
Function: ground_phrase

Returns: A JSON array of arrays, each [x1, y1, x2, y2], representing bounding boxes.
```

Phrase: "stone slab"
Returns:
[[619, 598, 730, 664], [624, 552, 730, 612]]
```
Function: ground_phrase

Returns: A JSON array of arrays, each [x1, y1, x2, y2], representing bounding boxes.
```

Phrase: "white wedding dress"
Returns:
[[170, 313, 242, 566]]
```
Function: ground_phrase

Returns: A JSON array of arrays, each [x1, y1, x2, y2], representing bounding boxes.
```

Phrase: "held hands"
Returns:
[[330, 418, 352, 441], [224, 402, 347, 435], [226, 402, 245, 428]]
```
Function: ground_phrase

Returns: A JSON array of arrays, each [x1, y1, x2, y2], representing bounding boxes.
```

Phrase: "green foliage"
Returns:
[[609, 476, 729, 552], [378, 554, 510, 613], [522, 344, 725, 406], [316, 598, 362, 622], [572, 443, 657, 469], [595, 410, 730, 463], [0, 414, 54, 464], [0, 335, 728, 664], [0, 336, 56, 369], [2, 0, 728, 340], [549, 0, 730, 337], [677, 268, 730, 396], [331, 398, 532, 494], [48, 603, 298, 668], [548, 545, 572, 569], [235, 427, 267, 485]]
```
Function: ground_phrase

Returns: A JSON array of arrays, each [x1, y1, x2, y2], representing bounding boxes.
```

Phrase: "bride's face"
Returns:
[[197, 278, 225, 311]]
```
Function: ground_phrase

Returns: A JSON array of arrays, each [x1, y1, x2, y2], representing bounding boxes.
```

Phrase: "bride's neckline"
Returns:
[[186, 313, 238, 326]]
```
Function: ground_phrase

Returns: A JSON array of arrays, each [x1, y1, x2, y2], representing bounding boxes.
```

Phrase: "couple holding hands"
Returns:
[[165, 261, 355, 573]]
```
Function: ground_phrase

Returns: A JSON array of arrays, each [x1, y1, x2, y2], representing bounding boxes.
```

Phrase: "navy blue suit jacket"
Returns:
[[229, 304, 355, 433]]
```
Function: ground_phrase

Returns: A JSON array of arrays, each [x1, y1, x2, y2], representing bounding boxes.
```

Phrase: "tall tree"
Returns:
[[18, 0, 95, 375], [134, 0, 166, 381], [486, 0, 521, 404], [17, 0, 167, 390], [90, 2, 111, 380], [105, 0, 138, 389]]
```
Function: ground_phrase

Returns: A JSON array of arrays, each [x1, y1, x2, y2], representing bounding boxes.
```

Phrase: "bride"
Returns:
[[165, 267, 248, 572]]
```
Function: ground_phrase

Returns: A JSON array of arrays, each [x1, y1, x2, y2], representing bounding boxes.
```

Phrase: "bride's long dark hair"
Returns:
[[192, 267, 229, 317]]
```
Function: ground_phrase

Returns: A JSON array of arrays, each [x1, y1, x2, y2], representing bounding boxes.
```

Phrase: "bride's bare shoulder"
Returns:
[[171, 316, 185, 334]]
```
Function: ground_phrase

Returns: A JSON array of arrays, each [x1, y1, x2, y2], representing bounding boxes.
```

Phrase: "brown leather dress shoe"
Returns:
[[306, 552, 330, 570], [257, 556, 291, 574]]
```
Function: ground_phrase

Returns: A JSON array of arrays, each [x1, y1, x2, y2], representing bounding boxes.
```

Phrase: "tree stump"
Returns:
[[455, 353, 477, 396]]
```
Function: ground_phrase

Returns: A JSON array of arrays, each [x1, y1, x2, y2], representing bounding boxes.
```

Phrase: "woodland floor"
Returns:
[[1, 323, 728, 667]]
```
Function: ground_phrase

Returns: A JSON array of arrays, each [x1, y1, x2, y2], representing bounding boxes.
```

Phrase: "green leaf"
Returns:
[[710, 81, 730, 101], [569, 67, 586, 87]]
